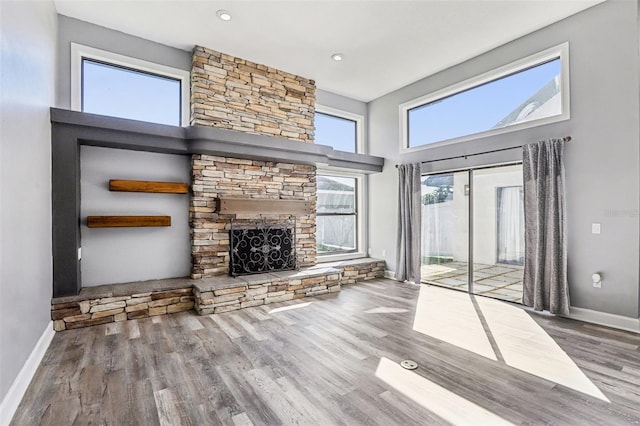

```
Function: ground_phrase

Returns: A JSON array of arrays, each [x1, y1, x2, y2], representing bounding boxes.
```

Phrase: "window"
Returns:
[[314, 106, 363, 153], [316, 174, 363, 257], [71, 43, 190, 126], [401, 43, 569, 150]]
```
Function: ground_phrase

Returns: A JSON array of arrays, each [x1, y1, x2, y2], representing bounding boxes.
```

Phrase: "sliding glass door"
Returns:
[[471, 165, 524, 303], [421, 171, 469, 291], [421, 164, 524, 304]]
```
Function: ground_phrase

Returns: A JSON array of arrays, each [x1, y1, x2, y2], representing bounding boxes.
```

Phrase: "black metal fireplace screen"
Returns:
[[229, 218, 297, 276]]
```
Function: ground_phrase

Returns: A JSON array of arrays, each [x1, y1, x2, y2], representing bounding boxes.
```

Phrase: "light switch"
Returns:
[[592, 223, 601, 234]]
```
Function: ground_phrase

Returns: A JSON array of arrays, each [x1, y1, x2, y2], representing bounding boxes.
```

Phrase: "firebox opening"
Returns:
[[229, 218, 297, 276]]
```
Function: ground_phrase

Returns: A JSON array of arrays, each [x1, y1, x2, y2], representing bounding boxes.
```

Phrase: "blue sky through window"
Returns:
[[315, 112, 357, 153], [82, 59, 181, 126], [409, 58, 561, 147]]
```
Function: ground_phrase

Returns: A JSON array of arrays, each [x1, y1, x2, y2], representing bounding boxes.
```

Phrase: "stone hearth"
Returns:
[[193, 267, 341, 315], [51, 258, 385, 331]]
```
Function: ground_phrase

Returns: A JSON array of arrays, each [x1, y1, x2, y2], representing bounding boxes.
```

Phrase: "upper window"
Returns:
[[71, 43, 190, 126], [314, 106, 364, 153], [401, 43, 569, 150]]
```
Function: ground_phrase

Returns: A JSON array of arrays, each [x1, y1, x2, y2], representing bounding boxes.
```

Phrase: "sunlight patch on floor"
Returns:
[[268, 302, 312, 314], [476, 295, 610, 402], [415, 285, 610, 402], [375, 357, 514, 426], [413, 285, 497, 360]]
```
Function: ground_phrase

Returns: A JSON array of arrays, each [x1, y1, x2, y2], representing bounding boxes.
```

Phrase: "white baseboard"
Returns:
[[0, 322, 55, 426], [568, 307, 640, 334], [384, 270, 397, 280]]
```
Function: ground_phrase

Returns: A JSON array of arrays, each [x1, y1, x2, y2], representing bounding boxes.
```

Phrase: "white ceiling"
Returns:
[[53, 0, 604, 102]]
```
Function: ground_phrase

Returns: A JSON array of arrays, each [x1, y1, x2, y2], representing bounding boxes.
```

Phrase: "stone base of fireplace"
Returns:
[[51, 258, 385, 331], [193, 267, 341, 315]]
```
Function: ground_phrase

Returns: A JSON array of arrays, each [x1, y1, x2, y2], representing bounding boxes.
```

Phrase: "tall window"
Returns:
[[401, 43, 569, 150], [314, 106, 363, 153], [71, 43, 190, 126], [316, 175, 358, 255]]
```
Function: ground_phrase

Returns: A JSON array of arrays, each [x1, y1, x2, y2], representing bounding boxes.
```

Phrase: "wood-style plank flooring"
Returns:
[[11, 279, 640, 425]]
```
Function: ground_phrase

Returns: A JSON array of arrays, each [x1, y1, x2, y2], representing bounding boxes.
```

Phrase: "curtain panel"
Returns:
[[396, 163, 422, 283], [523, 139, 570, 316]]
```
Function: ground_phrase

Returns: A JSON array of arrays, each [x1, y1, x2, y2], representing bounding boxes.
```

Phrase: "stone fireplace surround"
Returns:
[[49, 46, 385, 330], [49, 110, 385, 330], [190, 45, 320, 279], [190, 155, 317, 278]]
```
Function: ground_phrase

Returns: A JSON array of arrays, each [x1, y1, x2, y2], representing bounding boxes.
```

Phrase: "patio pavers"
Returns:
[[421, 261, 524, 304]]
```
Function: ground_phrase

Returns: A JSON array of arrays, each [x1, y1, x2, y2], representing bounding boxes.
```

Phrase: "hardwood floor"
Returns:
[[12, 279, 640, 425]]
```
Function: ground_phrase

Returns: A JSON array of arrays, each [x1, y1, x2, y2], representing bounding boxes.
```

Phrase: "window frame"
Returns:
[[399, 42, 570, 152], [315, 105, 364, 154], [316, 168, 367, 262], [71, 43, 190, 126]]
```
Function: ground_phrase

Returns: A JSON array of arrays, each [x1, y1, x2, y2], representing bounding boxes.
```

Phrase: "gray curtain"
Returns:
[[396, 163, 422, 283], [523, 139, 569, 316]]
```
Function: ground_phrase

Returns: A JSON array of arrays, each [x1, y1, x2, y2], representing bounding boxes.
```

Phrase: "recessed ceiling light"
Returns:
[[216, 10, 232, 21], [331, 53, 344, 62]]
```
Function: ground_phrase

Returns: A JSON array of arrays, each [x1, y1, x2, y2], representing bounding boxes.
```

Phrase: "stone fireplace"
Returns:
[[190, 156, 316, 278], [189, 46, 318, 279], [48, 45, 385, 331]]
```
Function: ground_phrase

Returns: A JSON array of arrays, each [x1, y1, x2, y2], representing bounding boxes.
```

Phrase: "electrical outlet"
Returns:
[[592, 223, 601, 234], [382, 249, 386, 257]]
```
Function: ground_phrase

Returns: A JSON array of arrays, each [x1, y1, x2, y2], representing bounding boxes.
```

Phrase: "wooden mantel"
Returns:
[[217, 197, 312, 215]]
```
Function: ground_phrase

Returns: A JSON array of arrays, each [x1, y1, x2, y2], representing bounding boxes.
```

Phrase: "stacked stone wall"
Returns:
[[191, 156, 316, 278], [339, 260, 386, 284], [190, 46, 318, 278], [191, 46, 315, 142], [51, 259, 385, 331], [51, 288, 194, 331], [193, 268, 341, 315]]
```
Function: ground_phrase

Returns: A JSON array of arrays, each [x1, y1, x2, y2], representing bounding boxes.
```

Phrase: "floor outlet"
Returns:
[[400, 360, 418, 370]]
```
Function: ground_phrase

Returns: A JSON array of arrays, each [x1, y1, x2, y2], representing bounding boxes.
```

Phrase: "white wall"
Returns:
[[317, 89, 367, 119], [80, 147, 191, 286], [0, 0, 57, 402], [368, 0, 640, 319]]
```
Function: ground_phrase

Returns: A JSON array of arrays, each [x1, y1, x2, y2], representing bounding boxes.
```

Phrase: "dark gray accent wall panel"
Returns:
[[51, 124, 82, 297]]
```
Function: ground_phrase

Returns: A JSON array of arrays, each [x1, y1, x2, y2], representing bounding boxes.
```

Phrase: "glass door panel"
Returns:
[[471, 165, 524, 303], [421, 171, 469, 291]]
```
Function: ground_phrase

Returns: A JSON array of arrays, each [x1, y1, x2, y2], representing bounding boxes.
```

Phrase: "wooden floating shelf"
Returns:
[[218, 197, 312, 215], [87, 216, 171, 228], [109, 179, 189, 194]]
